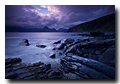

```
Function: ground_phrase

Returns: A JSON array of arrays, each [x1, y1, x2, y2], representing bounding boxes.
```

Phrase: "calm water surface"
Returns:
[[5, 32, 90, 68]]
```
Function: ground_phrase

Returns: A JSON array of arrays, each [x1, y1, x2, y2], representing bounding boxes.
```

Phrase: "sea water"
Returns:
[[5, 32, 90, 68]]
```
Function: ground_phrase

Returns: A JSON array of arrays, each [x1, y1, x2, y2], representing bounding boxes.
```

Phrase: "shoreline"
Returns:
[[5, 31, 115, 79]]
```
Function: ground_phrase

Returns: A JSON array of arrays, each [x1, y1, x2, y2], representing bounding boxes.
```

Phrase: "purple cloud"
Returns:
[[5, 5, 115, 29]]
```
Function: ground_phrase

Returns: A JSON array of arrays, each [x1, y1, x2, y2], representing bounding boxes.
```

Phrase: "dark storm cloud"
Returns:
[[5, 5, 115, 29], [5, 5, 35, 27], [5, 5, 34, 19]]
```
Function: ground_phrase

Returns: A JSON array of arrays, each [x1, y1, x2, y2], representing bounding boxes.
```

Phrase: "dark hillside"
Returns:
[[67, 13, 115, 32]]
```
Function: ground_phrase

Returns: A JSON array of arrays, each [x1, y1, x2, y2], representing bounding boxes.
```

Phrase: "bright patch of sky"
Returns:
[[31, 5, 52, 15]]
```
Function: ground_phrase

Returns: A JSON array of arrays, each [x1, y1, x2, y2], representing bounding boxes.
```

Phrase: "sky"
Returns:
[[5, 5, 115, 29]]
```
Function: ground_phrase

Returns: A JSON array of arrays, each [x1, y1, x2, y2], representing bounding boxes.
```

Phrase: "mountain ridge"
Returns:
[[5, 26, 67, 32], [67, 13, 115, 32]]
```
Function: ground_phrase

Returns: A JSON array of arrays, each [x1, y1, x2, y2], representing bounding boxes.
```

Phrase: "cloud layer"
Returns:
[[5, 5, 115, 29]]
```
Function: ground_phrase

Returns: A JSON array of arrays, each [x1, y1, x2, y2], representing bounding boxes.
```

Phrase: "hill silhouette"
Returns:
[[67, 13, 115, 32]]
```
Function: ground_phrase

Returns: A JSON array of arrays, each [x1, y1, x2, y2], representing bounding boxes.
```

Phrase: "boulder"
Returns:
[[19, 39, 30, 46], [45, 64, 51, 70], [90, 31, 105, 37], [104, 39, 115, 46], [49, 71, 60, 77], [5, 58, 22, 65], [98, 48, 115, 66], [36, 45, 46, 48], [56, 43, 66, 49], [49, 54, 55, 58], [53, 40, 61, 44], [65, 44, 83, 56], [64, 38, 74, 44], [52, 48, 56, 50]]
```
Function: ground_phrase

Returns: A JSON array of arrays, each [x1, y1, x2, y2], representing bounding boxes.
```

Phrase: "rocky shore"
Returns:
[[5, 32, 115, 79]]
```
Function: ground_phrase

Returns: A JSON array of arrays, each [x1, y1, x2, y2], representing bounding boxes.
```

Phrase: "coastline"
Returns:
[[5, 31, 115, 79]]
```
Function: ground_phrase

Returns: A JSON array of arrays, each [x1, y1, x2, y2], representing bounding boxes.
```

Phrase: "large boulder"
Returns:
[[64, 38, 74, 44], [98, 48, 115, 67], [90, 31, 105, 37], [65, 44, 83, 56], [19, 39, 30, 46]]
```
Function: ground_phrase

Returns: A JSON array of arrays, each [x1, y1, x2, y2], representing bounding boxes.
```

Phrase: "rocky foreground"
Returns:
[[5, 32, 115, 79]]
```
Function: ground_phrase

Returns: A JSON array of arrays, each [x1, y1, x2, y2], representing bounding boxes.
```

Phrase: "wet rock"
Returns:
[[56, 43, 66, 49], [53, 40, 61, 44], [48, 71, 55, 77], [63, 46, 69, 52], [104, 39, 115, 46], [5, 58, 62, 79], [65, 38, 74, 44], [89, 54, 98, 61], [90, 49, 96, 54], [60, 63, 69, 74], [36, 45, 46, 48], [82, 54, 89, 58], [64, 72, 82, 79], [14, 68, 29, 75], [98, 48, 115, 66], [45, 64, 51, 70], [108, 59, 115, 67], [50, 76, 61, 79], [90, 31, 105, 37], [18, 72, 33, 79], [33, 61, 44, 67], [75, 39, 90, 43], [59, 52, 62, 55], [5, 58, 22, 65], [31, 67, 39, 72], [24, 75, 36, 79], [95, 50, 101, 55], [46, 69, 53, 74], [80, 39, 115, 48], [36, 69, 42, 74], [19, 39, 30, 46], [102, 47, 107, 52], [112, 32, 115, 38], [48, 70, 60, 77], [5, 64, 12, 68], [80, 41, 95, 48], [12, 66, 27, 71], [73, 39, 81, 44], [5, 72, 18, 79], [82, 48, 92, 54], [52, 48, 56, 50], [65, 44, 83, 56], [61, 57, 110, 79], [49, 54, 55, 58], [80, 40, 106, 48], [38, 75, 48, 79]]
